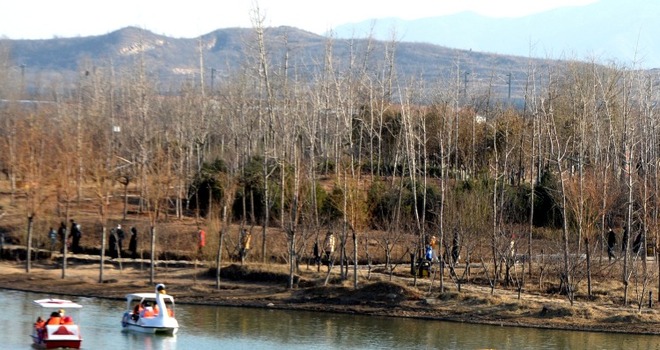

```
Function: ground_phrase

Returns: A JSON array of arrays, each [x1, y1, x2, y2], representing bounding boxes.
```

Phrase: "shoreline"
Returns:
[[1, 260, 659, 336]]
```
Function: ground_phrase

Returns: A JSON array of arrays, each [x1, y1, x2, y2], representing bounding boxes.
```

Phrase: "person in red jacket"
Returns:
[[197, 227, 206, 254]]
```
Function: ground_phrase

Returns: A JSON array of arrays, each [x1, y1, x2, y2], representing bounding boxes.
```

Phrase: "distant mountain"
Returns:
[[330, 0, 660, 69], [1, 26, 326, 89], [0, 26, 575, 102]]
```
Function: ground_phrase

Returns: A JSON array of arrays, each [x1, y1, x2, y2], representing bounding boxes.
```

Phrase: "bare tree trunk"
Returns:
[[149, 226, 156, 284], [123, 179, 129, 220], [99, 227, 106, 283], [491, 121, 499, 294], [528, 117, 536, 278], [250, 6, 275, 265], [25, 215, 33, 273], [216, 205, 227, 290], [353, 228, 358, 289]]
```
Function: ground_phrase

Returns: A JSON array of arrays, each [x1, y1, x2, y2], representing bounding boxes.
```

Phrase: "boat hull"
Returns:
[[122, 311, 178, 335], [32, 335, 82, 349], [122, 322, 178, 335], [32, 324, 82, 349]]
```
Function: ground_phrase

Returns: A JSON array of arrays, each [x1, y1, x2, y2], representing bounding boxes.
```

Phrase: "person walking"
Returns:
[[633, 231, 644, 255], [622, 226, 629, 254], [70, 219, 82, 254], [323, 231, 335, 265], [109, 228, 118, 259], [48, 227, 57, 252], [128, 226, 138, 259], [57, 221, 67, 253], [115, 224, 125, 253], [606, 227, 616, 261], [197, 227, 206, 255], [239, 229, 252, 264]]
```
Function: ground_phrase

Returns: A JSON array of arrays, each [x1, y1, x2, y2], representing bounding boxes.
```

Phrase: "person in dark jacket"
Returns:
[[70, 219, 82, 254], [633, 231, 644, 255], [622, 226, 629, 254], [128, 226, 138, 259], [58, 221, 67, 253], [109, 229, 118, 259], [606, 227, 616, 261], [115, 224, 125, 253]]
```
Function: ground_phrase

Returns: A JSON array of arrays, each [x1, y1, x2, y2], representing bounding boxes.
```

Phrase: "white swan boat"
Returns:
[[121, 283, 179, 335], [31, 298, 83, 349]]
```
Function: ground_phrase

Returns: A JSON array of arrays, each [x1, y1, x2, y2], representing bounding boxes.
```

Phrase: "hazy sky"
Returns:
[[1, 0, 598, 40]]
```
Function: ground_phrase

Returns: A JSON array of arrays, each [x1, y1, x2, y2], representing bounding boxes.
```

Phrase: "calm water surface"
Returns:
[[1, 288, 658, 350]]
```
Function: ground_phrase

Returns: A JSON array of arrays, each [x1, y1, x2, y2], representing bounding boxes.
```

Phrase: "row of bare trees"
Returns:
[[1, 17, 660, 305]]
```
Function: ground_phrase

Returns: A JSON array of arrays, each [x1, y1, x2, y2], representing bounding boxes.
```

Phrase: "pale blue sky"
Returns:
[[0, 0, 598, 40]]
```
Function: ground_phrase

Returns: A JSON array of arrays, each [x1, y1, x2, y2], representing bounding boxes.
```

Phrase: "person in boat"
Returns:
[[45, 311, 62, 325], [61, 315, 74, 325], [34, 316, 45, 329], [152, 300, 173, 317], [134, 301, 145, 314], [34, 316, 46, 341], [132, 301, 145, 321], [140, 301, 156, 318]]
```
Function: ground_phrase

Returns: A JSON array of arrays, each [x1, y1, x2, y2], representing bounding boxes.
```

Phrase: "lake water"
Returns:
[[0, 288, 657, 350]]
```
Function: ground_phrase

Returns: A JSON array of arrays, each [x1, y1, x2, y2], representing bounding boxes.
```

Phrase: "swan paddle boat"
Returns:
[[121, 283, 179, 335], [31, 298, 83, 349]]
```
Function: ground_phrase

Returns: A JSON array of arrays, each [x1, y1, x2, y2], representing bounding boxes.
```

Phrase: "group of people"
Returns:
[[606, 226, 646, 261], [131, 299, 173, 320], [196, 226, 253, 263], [43, 220, 271, 263], [34, 309, 75, 339], [109, 224, 139, 259], [131, 300, 157, 320], [48, 219, 83, 254], [47, 220, 140, 259]]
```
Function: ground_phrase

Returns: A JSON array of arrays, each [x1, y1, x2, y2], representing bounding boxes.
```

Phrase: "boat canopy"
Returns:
[[126, 293, 175, 302], [33, 298, 83, 309]]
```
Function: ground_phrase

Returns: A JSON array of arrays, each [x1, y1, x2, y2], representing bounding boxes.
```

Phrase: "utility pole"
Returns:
[[507, 73, 512, 102], [211, 68, 216, 91], [463, 71, 470, 99], [20, 64, 26, 95]]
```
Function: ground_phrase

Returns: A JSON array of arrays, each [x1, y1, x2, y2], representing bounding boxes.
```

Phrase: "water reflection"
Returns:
[[120, 331, 177, 350], [0, 288, 658, 350]]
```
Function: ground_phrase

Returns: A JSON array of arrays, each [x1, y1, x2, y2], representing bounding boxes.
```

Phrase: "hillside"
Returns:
[[2, 26, 559, 103]]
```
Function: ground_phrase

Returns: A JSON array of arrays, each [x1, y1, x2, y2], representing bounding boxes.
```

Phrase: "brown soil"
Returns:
[[2, 259, 660, 336]]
